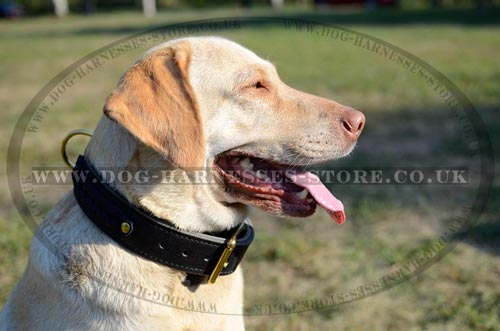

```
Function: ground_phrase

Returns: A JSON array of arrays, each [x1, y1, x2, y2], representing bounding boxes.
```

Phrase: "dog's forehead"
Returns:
[[142, 37, 272, 74], [191, 37, 263, 62], [191, 37, 276, 80], [145, 37, 260, 60]]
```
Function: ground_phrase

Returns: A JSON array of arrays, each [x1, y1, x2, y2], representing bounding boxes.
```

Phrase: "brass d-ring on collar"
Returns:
[[61, 129, 93, 168]]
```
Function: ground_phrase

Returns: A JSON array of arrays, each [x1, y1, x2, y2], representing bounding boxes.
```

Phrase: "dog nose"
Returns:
[[342, 109, 365, 139]]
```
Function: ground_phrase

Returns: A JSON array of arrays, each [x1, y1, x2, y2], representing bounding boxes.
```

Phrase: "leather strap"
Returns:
[[72, 155, 254, 278]]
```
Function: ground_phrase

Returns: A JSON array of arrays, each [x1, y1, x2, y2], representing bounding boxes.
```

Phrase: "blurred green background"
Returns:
[[1, 1, 499, 330]]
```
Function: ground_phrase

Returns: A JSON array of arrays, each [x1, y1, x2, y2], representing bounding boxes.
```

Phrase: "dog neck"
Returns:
[[84, 116, 248, 233]]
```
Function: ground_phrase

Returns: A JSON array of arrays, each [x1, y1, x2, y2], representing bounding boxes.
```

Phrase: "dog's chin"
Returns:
[[213, 151, 319, 218]]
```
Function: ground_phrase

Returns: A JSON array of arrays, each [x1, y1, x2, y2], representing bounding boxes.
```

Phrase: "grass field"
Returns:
[[1, 6, 499, 331]]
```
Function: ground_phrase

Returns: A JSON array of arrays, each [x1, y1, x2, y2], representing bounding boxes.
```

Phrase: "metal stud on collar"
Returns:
[[121, 221, 132, 235], [61, 129, 93, 168]]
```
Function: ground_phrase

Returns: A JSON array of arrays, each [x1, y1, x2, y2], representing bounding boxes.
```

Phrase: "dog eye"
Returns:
[[253, 81, 266, 89]]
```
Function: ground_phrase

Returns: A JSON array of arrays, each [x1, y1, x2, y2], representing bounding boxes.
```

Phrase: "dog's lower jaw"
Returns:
[[122, 182, 249, 234]]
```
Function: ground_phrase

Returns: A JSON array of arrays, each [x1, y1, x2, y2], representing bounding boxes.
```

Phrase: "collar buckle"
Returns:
[[208, 222, 246, 284]]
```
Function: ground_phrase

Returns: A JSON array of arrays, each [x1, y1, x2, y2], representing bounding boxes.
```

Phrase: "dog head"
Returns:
[[99, 37, 365, 230]]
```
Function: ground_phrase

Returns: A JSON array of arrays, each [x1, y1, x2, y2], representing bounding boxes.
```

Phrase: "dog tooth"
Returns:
[[306, 198, 314, 203], [240, 157, 254, 171], [296, 188, 308, 200], [231, 157, 241, 164]]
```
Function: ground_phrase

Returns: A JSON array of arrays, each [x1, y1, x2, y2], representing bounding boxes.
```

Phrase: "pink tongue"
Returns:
[[286, 170, 346, 224]]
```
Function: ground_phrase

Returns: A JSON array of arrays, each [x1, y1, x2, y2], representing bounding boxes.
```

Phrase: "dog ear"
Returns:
[[103, 42, 205, 169]]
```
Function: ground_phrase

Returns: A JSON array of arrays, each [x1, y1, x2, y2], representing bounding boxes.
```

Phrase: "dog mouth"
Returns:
[[214, 151, 346, 224]]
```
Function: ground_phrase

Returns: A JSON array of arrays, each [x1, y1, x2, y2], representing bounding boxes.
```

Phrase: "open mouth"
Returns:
[[214, 151, 346, 224]]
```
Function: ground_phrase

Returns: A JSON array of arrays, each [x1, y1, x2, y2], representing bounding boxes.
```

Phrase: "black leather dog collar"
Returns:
[[72, 155, 254, 284]]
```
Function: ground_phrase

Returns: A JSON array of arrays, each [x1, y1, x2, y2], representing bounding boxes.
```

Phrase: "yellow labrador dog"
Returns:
[[0, 37, 364, 330]]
